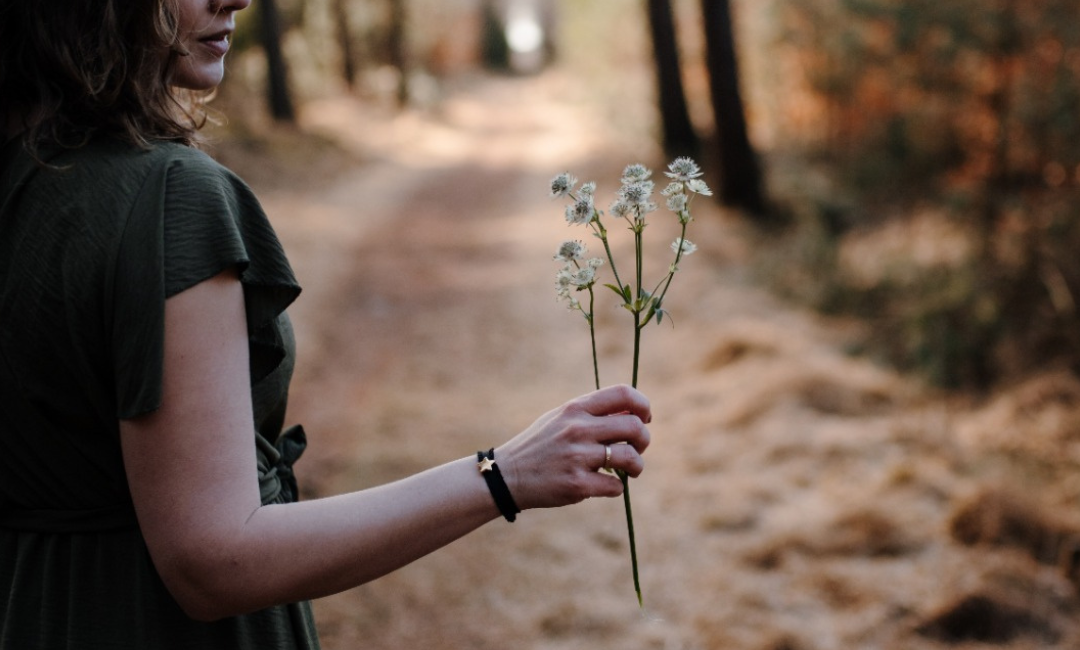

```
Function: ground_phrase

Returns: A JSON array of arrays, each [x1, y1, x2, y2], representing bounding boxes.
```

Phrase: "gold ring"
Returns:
[[603, 444, 613, 471]]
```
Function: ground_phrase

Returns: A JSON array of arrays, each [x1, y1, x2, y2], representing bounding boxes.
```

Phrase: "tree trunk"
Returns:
[[258, 0, 296, 122], [387, 0, 409, 107], [480, 0, 510, 71], [645, 0, 698, 158], [702, 0, 765, 215], [333, 0, 357, 90]]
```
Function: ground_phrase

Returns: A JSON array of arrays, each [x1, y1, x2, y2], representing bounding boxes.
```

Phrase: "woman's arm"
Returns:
[[120, 269, 651, 621]]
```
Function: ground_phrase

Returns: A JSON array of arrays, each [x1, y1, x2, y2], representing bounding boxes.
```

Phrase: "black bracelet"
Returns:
[[477, 448, 520, 523]]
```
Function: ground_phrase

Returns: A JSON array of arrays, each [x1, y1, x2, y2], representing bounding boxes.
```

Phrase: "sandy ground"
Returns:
[[214, 72, 1080, 650]]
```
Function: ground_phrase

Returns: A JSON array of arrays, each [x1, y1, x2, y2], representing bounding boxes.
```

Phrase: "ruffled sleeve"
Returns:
[[110, 144, 301, 419]]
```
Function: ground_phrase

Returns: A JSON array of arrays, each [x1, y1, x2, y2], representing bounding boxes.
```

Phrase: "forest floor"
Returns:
[[212, 71, 1080, 650]]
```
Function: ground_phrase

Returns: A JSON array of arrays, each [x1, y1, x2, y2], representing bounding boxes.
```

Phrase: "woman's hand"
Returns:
[[496, 385, 651, 510]]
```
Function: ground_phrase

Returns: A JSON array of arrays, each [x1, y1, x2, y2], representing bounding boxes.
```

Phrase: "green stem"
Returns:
[[594, 220, 625, 295], [632, 221, 644, 388], [588, 287, 599, 390], [624, 220, 644, 607], [642, 221, 689, 327], [620, 470, 641, 608], [653, 221, 688, 302]]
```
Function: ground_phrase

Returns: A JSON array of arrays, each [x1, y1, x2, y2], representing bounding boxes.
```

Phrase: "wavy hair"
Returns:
[[0, 0, 208, 155]]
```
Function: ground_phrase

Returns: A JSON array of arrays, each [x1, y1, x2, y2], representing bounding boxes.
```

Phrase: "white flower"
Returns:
[[609, 200, 632, 219], [671, 237, 698, 255], [550, 172, 577, 198], [587, 257, 604, 269], [621, 164, 651, 183], [686, 179, 712, 196], [555, 266, 575, 299], [580, 181, 597, 196], [618, 180, 654, 206], [661, 182, 684, 197], [571, 266, 596, 287], [666, 193, 688, 212], [565, 196, 594, 225], [555, 240, 587, 262], [665, 157, 703, 181]]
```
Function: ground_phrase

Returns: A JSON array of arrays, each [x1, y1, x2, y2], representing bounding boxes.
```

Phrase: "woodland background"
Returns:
[[219, 0, 1080, 392], [206, 1, 1080, 648]]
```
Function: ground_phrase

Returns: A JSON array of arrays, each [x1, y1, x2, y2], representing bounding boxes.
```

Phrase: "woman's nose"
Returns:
[[218, 0, 252, 13]]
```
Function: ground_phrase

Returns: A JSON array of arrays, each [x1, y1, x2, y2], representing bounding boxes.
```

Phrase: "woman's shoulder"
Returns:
[[82, 137, 234, 183], [24, 136, 231, 199]]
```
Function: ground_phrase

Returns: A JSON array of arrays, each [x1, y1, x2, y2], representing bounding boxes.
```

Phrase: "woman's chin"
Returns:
[[172, 61, 225, 91]]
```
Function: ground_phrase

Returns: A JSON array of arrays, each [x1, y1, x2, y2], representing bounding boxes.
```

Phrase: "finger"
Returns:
[[586, 472, 627, 499], [594, 414, 651, 454], [596, 442, 645, 477], [578, 384, 651, 423]]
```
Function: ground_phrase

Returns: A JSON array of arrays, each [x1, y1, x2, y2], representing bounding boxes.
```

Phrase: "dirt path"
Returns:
[[232, 73, 1080, 650]]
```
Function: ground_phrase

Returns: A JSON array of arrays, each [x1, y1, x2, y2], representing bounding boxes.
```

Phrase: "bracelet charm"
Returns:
[[477, 448, 520, 523]]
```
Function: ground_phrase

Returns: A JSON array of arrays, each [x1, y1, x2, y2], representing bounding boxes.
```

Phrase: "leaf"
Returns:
[[604, 283, 628, 301]]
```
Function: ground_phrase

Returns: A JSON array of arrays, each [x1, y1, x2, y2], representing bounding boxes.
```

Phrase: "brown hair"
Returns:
[[0, 0, 208, 154]]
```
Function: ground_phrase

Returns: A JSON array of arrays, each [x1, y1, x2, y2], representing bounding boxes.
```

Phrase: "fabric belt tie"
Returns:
[[257, 424, 307, 505]]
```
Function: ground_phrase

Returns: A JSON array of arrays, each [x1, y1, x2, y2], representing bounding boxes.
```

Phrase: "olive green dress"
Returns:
[[0, 135, 320, 649]]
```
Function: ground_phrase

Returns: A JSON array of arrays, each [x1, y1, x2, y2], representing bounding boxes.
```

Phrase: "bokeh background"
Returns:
[[205, 1, 1080, 648]]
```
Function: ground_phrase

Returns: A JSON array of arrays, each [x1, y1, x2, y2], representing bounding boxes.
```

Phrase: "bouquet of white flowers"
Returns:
[[549, 157, 709, 607]]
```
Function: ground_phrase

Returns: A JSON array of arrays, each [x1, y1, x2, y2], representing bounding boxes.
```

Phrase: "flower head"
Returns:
[[671, 237, 698, 256], [565, 196, 594, 225], [686, 179, 712, 196], [609, 200, 632, 219], [618, 180, 655, 206], [555, 266, 575, 298], [555, 240, 587, 262], [661, 182, 684, 197], [621, 164, 652, 184], [571, 266, 596, 287], [580, 181, 597, 196], [587, 257, 604, 269], [666, 193, 688, 213], [665, 157, 703, 182], [550, 172, 577, 198]]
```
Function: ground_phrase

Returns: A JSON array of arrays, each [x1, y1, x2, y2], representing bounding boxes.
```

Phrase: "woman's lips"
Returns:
[[198, 32, 231, 57]]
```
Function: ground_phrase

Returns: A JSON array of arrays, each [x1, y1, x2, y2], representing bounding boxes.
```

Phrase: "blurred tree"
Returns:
[[702, 0, 766, 216], [645, 0, 698, 158], [387, 0, 409, 107], [333, 0, 358, 90], [774, 0, 1080, 387], [258, 0, 296, 122], [480, 0, 510, 71]]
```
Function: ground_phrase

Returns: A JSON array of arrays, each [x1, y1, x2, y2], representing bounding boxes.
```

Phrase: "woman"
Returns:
[[0, 1, 651, 648]]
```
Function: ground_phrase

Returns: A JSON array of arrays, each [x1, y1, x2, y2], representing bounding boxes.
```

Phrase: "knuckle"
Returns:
[[561, 419, 593, 444], [562, 474, 591, 503]]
